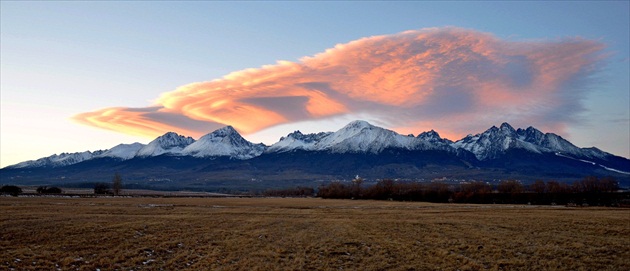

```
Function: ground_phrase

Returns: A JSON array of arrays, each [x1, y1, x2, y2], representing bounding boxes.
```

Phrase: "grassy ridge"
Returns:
[[1, 197, 628, 270]]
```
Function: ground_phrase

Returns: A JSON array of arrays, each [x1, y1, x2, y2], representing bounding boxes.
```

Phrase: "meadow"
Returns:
[[1, 196, 628, 270]]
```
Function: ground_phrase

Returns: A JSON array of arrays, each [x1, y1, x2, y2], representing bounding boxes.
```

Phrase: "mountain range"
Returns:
[[2, 121, 629, 190]]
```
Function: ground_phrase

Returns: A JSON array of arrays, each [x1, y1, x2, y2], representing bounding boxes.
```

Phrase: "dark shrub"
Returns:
[[37, 186, 63, 194], [1, 185, 23, 196], [94, 182, 111, 195]]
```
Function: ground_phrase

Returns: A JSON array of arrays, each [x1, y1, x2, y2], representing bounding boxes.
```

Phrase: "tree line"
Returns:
[[1, 172, 124, 197], [0, 185, 64, 196], [316, 176, 627, 206], [263, 186, 315, 197]]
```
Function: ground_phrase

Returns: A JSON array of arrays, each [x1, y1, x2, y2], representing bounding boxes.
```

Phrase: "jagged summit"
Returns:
[[286, 131, 331, 144], [500, 122, 515, 132], [451, 123, 609, 161], [343, 120, 374, 129], [282, 130, 329, 142], [517, 126, 545, 143], [211, 126, 239, 136], [419, 129, 440, 137], [417, 130, 452, 145], [267, 130, 332, 153], [136, 132, 195, 157]]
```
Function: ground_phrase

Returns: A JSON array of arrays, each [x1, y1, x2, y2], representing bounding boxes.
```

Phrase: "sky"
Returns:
[[1, 1, 628, 168]]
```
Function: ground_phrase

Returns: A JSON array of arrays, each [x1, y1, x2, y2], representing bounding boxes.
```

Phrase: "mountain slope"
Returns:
[[136, 132, 195, 157], [6, 150, 105, 169], [266, 131, 332, 153], [452, 123, 610, 161], [317, 120, 422, 153], [98, 143, 145, 160], [182, 126, 266, 159]]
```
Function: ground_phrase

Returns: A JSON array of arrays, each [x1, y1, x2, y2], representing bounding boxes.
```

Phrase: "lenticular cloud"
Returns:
[[74, 27, 604, 139]]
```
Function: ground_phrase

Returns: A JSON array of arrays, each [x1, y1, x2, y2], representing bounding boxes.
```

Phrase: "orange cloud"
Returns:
[[72, 107, 222, 138], [74, 27, 604, 139]]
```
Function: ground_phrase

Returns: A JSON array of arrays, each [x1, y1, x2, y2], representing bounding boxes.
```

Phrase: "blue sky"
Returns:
[[1, 1, 628, 167]]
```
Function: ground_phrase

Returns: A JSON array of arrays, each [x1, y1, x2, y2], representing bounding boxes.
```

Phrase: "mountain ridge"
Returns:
[[3, 120, 629, 188], [5, 120, 627, 169]]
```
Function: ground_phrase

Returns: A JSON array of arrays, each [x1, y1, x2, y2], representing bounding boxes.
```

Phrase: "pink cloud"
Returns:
[[74, 27, 605, 140]]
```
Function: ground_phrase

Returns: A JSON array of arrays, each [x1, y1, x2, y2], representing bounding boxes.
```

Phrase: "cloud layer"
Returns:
[[74, 27, 604, 140]]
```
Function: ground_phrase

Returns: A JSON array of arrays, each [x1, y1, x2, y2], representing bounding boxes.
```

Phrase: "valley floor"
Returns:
[[1, 197, 628, 270]]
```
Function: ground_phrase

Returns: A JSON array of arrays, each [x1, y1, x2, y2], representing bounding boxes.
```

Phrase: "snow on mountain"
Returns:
[[417, 130, 453, 145], [452, 123, 524, 160], [318, 120, 419, 153], [7, 150, 105, 169], [182, 126, 266, 159], [97, 143, 145, 160], [136, 132, 195, 157], [5, 120, 623, 170], [268, 120, 451, 154], [451, 123, 610, 160], [266, 131, 332, 153], [580, 147, 610, 159], [7, 143, 145, 169]]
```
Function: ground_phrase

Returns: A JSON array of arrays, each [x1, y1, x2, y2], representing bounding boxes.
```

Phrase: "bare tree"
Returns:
[[352, 175, 364, 199], [112, 173, 123, 196], [598, 176, 619, 193], [530, 180, 546, 194], [497, 180, 524, 194]]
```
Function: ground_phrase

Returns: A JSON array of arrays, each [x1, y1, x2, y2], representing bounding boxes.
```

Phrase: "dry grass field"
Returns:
[[1, 196, 628, 270]]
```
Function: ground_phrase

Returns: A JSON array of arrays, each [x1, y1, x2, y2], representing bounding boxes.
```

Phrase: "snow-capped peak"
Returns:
[[98, 143, 145, 160], [136, 132, 195, 157], [516, 126, 544, 142], [210, 126, 239, 137], [7, 150, 105, 169], [418, 130, 440, 138], [344, 120, 373, 130], [182, 126, 266, 159], [451, 123, 610, 160], [499, 122, 516, 133], [417, 130, 452, 145], [315, 121, 405, 153], [266, 130, 332, 153]]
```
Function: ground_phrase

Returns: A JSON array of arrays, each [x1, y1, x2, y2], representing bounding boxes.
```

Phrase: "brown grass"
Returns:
[[1, 197, 628, 270]]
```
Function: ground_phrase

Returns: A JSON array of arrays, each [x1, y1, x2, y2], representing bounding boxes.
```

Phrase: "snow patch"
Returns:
[[555, 152, 630, 175], [182, 126, 266, 159]]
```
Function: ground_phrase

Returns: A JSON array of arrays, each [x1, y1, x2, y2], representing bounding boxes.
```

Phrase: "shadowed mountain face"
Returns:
[[2, 121, 629, 190]]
